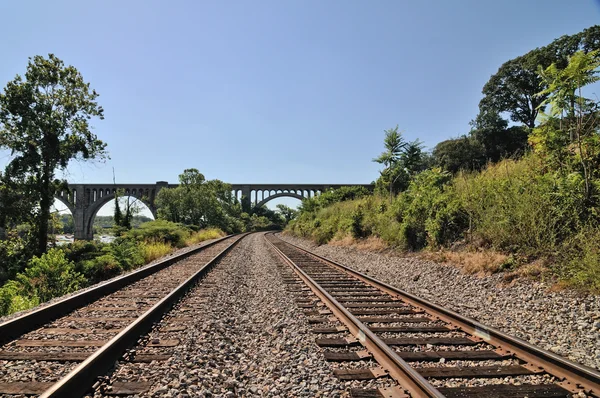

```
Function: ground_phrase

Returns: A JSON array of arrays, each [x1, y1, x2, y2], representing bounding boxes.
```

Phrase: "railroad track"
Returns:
[[0, 233, 245, 398], [265, 233, 600, 398]]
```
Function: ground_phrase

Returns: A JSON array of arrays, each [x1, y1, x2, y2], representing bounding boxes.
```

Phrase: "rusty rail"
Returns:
[[266, 232, 600, 397]]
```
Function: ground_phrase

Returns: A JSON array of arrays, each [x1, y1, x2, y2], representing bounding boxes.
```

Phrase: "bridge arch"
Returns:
[[84, 192, 156, 239], [255, 192, 304, 209], [53, 195, 75, 215]]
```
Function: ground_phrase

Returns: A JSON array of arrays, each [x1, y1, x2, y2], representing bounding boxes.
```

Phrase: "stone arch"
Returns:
[[53, 195, 75, 215], [84, 192, 156, 239], [255, 192, 304, 209]]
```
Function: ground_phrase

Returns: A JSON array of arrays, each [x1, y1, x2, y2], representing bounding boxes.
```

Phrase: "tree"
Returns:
[[156, 168, 243, 232], [480, 25, 600, 128], [432, 136, 486, 173], [373, 126, 409, 200], [0, 54, 106, 254], [276, 204, 298, 223], [112, 189, 144, 234], [470, 111, 529, 162], [532, 50, 600, 198]]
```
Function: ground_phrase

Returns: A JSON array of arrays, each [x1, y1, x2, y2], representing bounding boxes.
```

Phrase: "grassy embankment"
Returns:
[[0, 220, 225, 316], [287, 156, 600, 293]]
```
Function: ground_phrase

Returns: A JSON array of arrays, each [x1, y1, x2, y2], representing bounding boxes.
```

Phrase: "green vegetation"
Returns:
[[289, 27, 600, 293], [0, 54, 107, 256], [0, 221, 225, 316]]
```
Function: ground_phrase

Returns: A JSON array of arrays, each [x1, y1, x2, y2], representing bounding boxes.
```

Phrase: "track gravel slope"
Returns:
[[277, 233, 600, 371]]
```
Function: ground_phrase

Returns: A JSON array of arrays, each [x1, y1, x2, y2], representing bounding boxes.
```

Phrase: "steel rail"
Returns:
[[264, 233, 444, 398], [268, 233, 600, 396], [0, 234, 236, 346], [40, 233, 248, 398]]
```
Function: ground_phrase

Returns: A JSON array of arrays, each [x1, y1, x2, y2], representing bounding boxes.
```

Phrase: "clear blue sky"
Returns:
[[1, 0, 600, 213]]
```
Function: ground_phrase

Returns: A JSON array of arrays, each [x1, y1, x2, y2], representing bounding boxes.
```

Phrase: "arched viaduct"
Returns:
[[57, 182, 373, 240]]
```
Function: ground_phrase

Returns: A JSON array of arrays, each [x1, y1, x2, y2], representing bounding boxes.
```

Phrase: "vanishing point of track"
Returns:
[[265, 233, 600, 398]]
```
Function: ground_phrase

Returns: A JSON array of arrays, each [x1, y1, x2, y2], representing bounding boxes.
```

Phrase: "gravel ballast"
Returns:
[[277, 233, 600, 370], [97, 233, 345, 397]]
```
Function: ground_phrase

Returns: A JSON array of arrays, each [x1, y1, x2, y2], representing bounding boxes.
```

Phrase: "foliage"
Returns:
[[0, 233, 31, 284], [479, 25, 600, 128], [156, 169, 242, 233], [0, 280, 39, 317], [432, 136, 486, 173], [139, 241, 173, 263], [469, 112, 530, 162], [298, 186, 370, 214], [275, 204, 299, 224], [126, 219, 191, 248], [0, 54, 107, 255], [288, 153, 600, 291], [185, 228, 226, 245], [14, 249, 86, 304], [373, 127, 429, 198], [533, 50, 600, 199]]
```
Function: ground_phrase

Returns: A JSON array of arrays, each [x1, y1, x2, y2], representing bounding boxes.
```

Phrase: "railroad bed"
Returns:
[[264, 233, 600, 398], [0, 234, 245, 397]]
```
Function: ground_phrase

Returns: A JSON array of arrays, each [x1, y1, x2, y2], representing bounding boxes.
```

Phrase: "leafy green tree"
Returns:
[[373, 126, 421, 200], [480, 25, 600, 128], [470, 112, 529, 162], [156, 168, 242, 232], [0, 54, 106, 254], [373, 125, 406, 168], [275, 204, 298, 223], [532, 50, 600, 198], [432, 136, 486, 173]]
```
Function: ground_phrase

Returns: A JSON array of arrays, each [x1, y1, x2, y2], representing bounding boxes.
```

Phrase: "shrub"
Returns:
[[0, 234, 29, 284], [126, 220, 191, 247], [0, 280, 38, 316], [82, 253, 123, 283], [107, 238, 145, 271], [556, 225, 600, 293], [17, 249, 86, 303]]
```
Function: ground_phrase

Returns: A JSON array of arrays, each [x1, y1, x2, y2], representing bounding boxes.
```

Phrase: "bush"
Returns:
[[0, 234, 29, 284], [0, 280, 38, 316], [556, 226, 600, 293], [82, 253, 123, 283], [126, 220, 191, 247], [17, 249, 86, 303]]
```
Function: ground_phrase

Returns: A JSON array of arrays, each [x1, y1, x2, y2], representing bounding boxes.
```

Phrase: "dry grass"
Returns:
[[185, 228, 226, 246], [421, 249, 509, 275], [140, 241, 173, 263], [502, 259, 550, 283], [329, 235, 389, 252]]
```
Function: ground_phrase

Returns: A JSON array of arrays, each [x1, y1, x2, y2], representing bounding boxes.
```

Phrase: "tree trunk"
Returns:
[[37, 152, 53, 256], [37, 179, 50, 256]]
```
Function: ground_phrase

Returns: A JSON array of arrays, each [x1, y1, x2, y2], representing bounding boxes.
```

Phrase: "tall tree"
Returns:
[[532, 50, 600, 198], [432, 136, 486, 173], [0, 54, 106, 254], [373, 126, 408, 200], [470, 111, 529, 162], [156, 168, 242, 232], [480, 25, 600, 129], [276, 204, 298, 223]]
